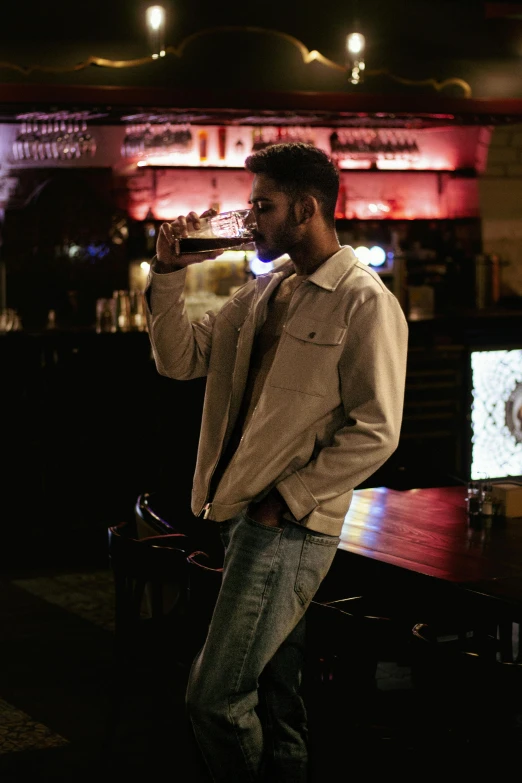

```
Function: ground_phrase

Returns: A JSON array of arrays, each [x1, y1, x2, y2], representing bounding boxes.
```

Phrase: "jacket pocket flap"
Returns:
[[285, 315, 346, 345]]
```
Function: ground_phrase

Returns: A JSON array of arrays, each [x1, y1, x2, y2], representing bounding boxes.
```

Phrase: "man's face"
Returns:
[[249, 174, 300, 262]]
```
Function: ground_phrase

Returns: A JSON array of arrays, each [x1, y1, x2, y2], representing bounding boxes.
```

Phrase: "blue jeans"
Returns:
[[186, 510, 340, 782]]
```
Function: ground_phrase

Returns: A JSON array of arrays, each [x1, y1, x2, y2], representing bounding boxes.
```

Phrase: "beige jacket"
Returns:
[[146, 247, 408, 536]]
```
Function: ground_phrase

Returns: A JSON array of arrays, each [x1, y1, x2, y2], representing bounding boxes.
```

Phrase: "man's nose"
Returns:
[[245, 209, 257, 231]]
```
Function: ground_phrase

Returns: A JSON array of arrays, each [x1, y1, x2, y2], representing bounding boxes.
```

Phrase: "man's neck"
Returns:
[[289, 237, 342, 277]]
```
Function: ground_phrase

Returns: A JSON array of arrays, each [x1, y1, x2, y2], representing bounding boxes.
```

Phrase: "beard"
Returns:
[[254, 243, 284, 263], [254, 208, 300, 262]]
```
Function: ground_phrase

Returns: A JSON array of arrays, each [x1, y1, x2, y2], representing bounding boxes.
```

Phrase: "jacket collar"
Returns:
[[271, 246, 358, 292]]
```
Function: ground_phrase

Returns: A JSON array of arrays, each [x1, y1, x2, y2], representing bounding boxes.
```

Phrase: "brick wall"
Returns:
[[479, 125, 522, 297]]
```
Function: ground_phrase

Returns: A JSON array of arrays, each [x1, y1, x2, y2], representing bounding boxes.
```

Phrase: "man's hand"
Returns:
[[248, 488, 287, 528], [154, 209, 220, 272]]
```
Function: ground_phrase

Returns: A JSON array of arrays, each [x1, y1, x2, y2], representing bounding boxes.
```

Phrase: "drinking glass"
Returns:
[[95, 298, 116, 333], [174, 209, 256, 255]]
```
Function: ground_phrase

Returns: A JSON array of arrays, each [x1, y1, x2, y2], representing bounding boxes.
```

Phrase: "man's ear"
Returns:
[[297, 195, 319, 225]]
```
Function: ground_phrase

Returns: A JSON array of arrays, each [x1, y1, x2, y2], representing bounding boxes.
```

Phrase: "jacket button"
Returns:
[[308, 331, 316, 338]]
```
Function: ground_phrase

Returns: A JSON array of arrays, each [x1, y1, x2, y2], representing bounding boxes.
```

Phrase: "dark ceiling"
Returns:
[[1, 1, 522, 124], [1, 0, 519, 59]]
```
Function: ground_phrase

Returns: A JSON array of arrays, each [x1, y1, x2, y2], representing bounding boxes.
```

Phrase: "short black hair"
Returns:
[[245, 142, 339, 226]]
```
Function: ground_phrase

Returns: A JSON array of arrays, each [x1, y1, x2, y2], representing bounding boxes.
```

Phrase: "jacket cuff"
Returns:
[[276, 472, 318, 523], [149, 255, 187, 278], [145, 260, 187, 313]]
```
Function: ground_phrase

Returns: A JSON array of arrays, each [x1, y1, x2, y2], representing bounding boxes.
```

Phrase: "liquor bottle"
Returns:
[[198, 129, 208, 162], [217, 127, 227, 161], [143, 208, 157, 254], [335, 181, 347, 220], [209, 177, 221, 213]]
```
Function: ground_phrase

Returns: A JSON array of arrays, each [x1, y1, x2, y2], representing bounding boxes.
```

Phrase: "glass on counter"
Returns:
[[0, 308, 21, 333], [113, 290, 132, 331], [466, 480, 481, 517], [130, 290, 147, 331], [96, 291, 147, 333], [96, 298, 116, 333]]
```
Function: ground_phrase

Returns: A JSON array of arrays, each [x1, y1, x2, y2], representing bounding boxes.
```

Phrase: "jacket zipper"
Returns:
[[197, 312, 249, 518], [198, 323, 242, 516], [196, 338, 239, 519], [197, 271, 290, 518], [205, 275, 305, 497]]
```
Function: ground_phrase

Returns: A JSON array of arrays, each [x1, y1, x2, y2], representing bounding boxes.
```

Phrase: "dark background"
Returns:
[[1, 0, 521, 570]]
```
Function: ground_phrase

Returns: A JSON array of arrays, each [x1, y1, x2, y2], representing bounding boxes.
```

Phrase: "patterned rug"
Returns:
[[1, 568, 115, 761], [0, 697, 69, 755], [11, 570, 115, 633], [1, 566, 415, 763]]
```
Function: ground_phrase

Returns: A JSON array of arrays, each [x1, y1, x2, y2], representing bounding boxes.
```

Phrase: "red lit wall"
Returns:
[[120, 167, 480, 222]]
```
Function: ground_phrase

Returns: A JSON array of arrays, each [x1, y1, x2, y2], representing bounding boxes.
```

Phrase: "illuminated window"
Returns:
[[470, 349, 522, 480]]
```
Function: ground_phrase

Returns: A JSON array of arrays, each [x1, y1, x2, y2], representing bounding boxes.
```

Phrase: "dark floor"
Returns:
[[1, 560, 521, 782]]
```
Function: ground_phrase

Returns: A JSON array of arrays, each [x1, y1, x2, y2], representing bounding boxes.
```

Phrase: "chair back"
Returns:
[[134, 491, 178, 538], [134, 492, 225, 565], [108, 523, 190, 663]]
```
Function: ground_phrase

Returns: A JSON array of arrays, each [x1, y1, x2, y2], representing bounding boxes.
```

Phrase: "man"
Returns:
[[145, 142, 408, 782]]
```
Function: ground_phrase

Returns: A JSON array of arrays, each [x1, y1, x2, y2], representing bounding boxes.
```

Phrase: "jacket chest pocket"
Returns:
[[268, 314, 346, 397], [209, 298, 250, 376]]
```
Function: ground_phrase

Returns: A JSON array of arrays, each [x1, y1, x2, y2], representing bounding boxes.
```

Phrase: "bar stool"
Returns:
[[305, 596, 410, 691], [304, 594, 417, 780], [304, 595, 413, 738], [410, 620, 522, 744]]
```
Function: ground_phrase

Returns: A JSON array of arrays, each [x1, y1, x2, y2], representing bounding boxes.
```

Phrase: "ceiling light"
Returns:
[[346, 32, 365, 85], [146, 6, 166, 58]]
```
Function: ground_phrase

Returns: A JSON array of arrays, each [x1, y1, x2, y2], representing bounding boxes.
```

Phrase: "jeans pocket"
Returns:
[[294, 532, 339, 606], [219, 517, 235, 548], [244, 511, 285, 533]]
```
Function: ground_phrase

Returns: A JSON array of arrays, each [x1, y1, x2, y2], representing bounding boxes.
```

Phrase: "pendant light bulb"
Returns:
[[146, 5, 166, 58], [346, 32, 365, 84]]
